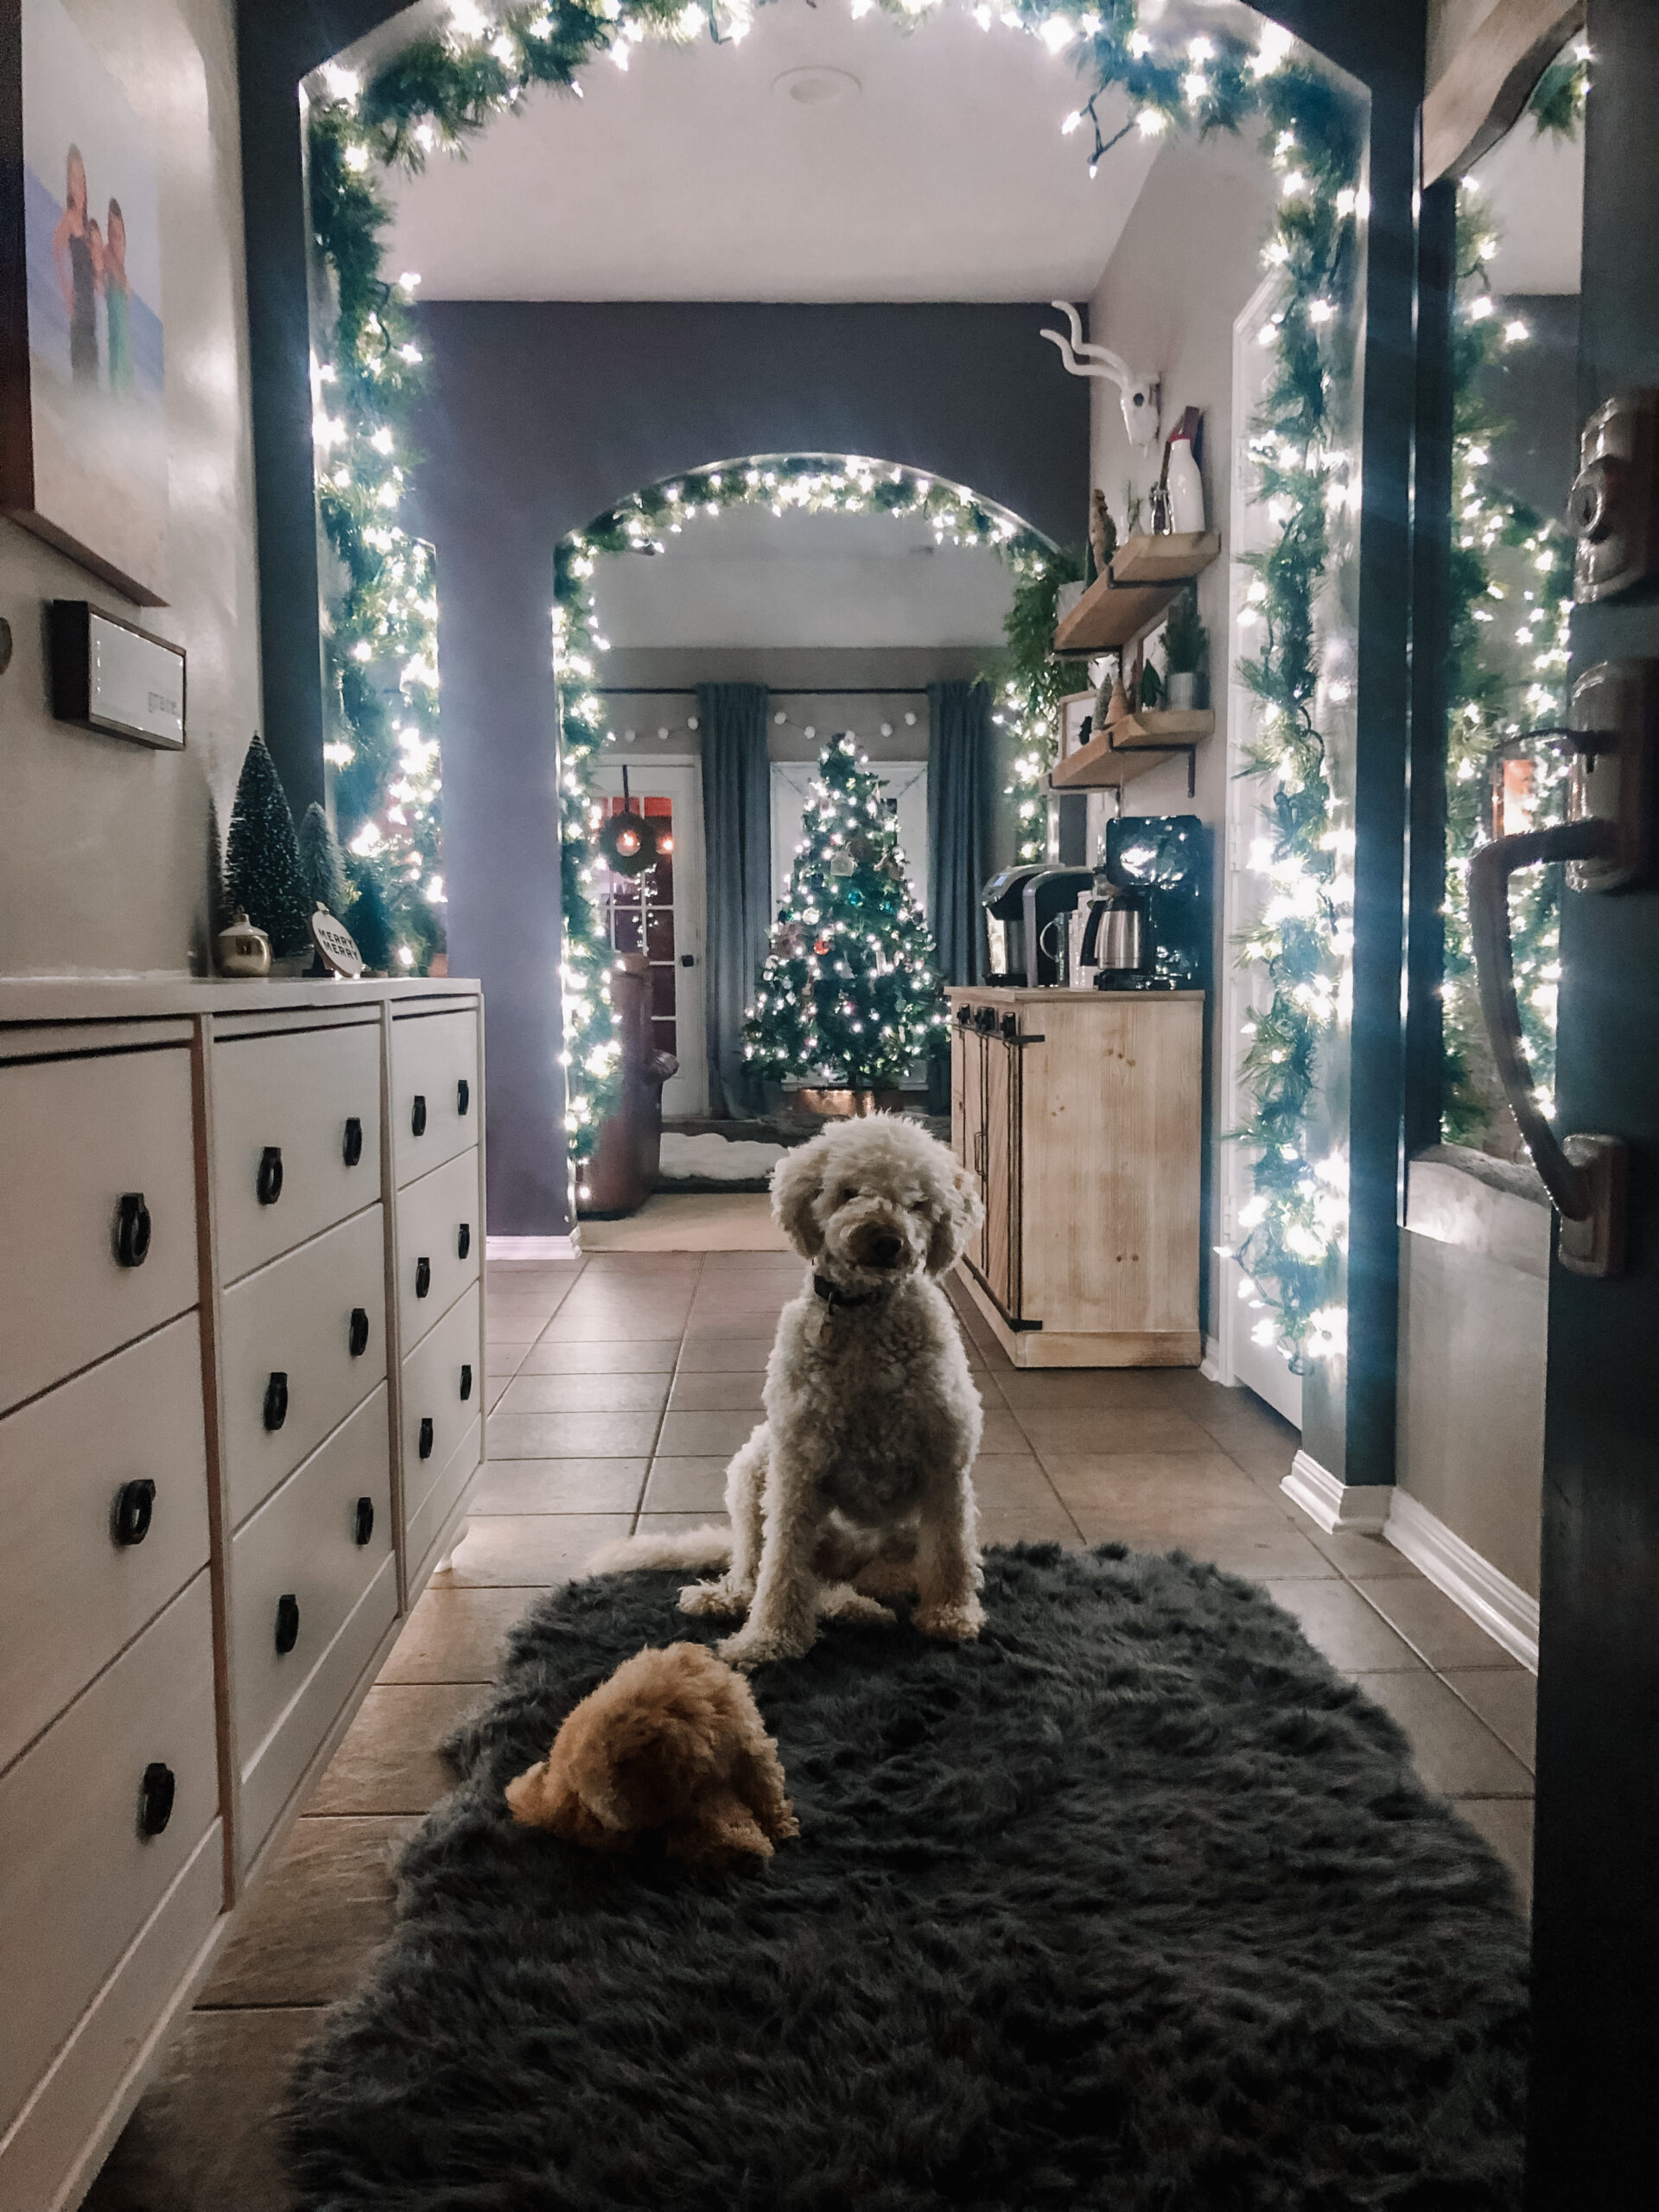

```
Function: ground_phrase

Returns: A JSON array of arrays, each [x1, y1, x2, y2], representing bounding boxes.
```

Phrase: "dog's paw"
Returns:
[[678, 1578, 749, 1620], [717, 1626, 809, 1671], [913, 1597, 986, 1642], [817, 1584, 897, 1628]]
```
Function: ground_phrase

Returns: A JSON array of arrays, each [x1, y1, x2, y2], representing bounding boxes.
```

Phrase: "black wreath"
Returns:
[[597, 809, 671, 879]]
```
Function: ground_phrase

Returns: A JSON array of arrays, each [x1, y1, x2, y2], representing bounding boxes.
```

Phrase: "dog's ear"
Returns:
[[925, 1162, 983, 1276], [772, 1141, 825, 1257]]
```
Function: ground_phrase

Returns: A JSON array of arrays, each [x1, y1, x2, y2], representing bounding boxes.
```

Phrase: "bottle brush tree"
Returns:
[[297, 800, 348, 918], [744, 737, 946, 1093], [226, 734, 313, 957]]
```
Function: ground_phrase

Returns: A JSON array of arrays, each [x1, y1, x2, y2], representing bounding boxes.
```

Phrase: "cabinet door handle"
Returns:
[[459, 1363, 474, 1402], [418, 1415, 435, 1460], [456, 1222, 471, 1260], [257, 1147, 283, 1206], [456, 1077, 470, 1116], [112, 1478, 156, 1546], [342, 1116, 364, 1168], [415, 1255, 431, 1299], [115, 1192, 151, 1268], [411, 1093, 428, 1137], [353, 1495, 375, 1546], [348, 1306, 370, 1357], [275, 1592, 300, 1654], [138, 1762, 175, 1838], [264, 1371, 289, 1431]]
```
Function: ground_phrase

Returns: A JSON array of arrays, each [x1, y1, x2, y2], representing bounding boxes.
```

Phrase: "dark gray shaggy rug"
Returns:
[[289, 1545, 1529, 2211]]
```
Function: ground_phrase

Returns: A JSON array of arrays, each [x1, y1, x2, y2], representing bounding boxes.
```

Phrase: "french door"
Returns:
[[593, 760, 707, 1117]]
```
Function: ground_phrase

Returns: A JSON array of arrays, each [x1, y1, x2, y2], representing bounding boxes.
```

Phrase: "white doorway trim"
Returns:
[[594, 757, 708, 1117], [1216, 276, 1304, 1429]]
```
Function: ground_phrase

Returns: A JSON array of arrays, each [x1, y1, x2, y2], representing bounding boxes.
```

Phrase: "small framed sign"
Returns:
[[47, 600, 184, 747], [308, 906, 364, 978]]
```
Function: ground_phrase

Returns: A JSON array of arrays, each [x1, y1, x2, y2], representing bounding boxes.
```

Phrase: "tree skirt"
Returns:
[[289, 1547, 1529, 2210]]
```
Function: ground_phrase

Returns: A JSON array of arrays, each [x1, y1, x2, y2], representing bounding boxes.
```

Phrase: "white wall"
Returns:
[[1083, 132, 1277, 1339], [0, 0, 258, 977]]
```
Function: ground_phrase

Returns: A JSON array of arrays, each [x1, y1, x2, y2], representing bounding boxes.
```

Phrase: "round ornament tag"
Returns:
[[308, 905, 365, 977]]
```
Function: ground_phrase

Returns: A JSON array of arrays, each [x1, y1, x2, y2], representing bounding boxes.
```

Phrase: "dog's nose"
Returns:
[[868, 1232, 903, 1268]]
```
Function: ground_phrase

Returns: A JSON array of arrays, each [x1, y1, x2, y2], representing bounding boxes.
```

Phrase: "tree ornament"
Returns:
[[226, 734, 313, 958], [829, 848, 856, 878], [813, 935, 831, 957]]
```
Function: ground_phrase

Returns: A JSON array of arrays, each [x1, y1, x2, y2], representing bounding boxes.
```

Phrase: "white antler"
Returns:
[[1042, 299, 1132, 385], [1039, 300, 1162, 452]]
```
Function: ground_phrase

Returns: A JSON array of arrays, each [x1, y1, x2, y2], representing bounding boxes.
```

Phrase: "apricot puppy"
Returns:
[[505, 1642, 798, 1869]]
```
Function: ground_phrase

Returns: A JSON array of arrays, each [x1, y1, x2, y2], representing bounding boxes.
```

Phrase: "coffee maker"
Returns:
[[1082, 815, 1210, 992]]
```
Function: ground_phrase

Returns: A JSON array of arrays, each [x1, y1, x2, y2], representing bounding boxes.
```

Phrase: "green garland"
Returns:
[[552, 457, 1058, 1151], [1441, 81, 1585, 1146], [303, 2, 1365, 1338]]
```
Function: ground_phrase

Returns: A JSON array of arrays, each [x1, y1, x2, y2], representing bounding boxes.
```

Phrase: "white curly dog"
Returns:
[[591, 1114, 986, 1668]]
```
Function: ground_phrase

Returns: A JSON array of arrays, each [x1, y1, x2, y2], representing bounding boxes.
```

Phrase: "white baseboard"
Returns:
[[486, 1233, 582, 1261], [1281, 1450, 1392, 1535], [1199, 1335, 1228, 1384], [1383, 1487, 1540, 1673]]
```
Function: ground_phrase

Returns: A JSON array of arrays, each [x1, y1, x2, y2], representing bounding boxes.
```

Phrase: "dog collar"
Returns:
[[811, 1274, 892, 1311]]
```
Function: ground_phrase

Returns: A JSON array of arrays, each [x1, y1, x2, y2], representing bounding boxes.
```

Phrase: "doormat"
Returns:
[[289, 1547, 1528, 2210]]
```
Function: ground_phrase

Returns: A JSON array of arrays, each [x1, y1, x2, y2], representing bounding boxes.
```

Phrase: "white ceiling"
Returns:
[[375, 1, 1164, 302], [1468, 110, 1582, 296], [589, 502, 1016, 646]]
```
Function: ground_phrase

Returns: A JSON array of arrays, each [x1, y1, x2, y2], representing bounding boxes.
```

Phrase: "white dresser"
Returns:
[[0, 977, 487, 2212]]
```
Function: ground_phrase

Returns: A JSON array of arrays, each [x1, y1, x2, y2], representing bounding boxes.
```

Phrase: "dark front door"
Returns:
[[1526, 3, 1659, 2198]]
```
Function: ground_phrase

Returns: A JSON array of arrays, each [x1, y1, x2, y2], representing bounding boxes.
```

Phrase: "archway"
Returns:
[[552, 452, 1063, 1154]]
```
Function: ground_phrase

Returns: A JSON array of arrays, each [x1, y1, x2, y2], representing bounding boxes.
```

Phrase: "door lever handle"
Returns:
[[1469, 819, 1627, 1274]]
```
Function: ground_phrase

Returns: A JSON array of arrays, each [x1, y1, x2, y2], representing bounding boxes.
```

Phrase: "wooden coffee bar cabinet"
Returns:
[[947, 986, 1203, 1367]]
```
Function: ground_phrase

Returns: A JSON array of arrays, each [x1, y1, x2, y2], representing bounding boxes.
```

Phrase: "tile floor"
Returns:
[[86, 1247, 1535, 2209]]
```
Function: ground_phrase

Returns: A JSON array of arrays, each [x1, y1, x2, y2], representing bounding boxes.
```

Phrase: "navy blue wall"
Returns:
[[410, 302, 1089, 1236]]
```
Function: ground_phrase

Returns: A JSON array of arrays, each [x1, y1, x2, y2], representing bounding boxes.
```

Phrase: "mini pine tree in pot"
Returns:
[[226, 734, 313, 958], [744, 737, 947, 1104]]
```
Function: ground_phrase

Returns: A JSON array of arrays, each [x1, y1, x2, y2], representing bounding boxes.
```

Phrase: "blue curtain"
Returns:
[[697, 682, 772, 1117], [926, 678, 995, 985]]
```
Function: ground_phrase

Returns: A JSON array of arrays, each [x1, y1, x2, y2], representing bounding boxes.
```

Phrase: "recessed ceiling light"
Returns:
[[771, 66, 861, 110]]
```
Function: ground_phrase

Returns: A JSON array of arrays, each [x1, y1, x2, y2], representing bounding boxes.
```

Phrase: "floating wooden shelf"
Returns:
[[1052, 531, 1221, 656], [1050, 709, 1215, 791], [1109, 531, 1221, 586]]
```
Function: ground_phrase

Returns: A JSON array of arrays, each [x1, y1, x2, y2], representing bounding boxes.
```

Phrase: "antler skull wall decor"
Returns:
[[1040, 301, 1161, 452]]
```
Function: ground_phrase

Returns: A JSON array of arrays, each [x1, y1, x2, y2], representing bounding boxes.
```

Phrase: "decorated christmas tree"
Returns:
[[226, 734, 312, 957], [744, 738, 946, 1093], [297, 800, 348, 918]]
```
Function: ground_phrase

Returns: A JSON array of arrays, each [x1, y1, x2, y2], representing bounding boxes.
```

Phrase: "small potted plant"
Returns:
[[1161, 586, 1208, 711]]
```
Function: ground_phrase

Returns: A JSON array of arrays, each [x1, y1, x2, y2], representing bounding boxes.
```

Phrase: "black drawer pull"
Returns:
[[411, 1093, 428, 1137], [349, 1306, 370, 1357], [264, 1371, 289, 1432], [459, 1363, 473, 1402], [115, 1192, 151, 1268], [343, 1116, 364, 1168], [457, 1222, 471, 1260], [353, 1495, 375, 1546], [456, 1077, 470, 1116], [112, 1478, 156, 1546], [138, 1762, 175, 1838], [275, 1592, 300, 1655], [257, 1147, 283, 1205], [415, 1255, 431, 1299], [418, 1415, 435, 1460]]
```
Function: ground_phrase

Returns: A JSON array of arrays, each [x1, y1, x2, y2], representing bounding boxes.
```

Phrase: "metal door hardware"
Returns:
[[1571, 389, 1659, 602], [1470, 659, 1659, 1276]]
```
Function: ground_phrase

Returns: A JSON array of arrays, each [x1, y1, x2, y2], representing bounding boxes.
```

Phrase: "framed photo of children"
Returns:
[[0, 0, 168, 604]]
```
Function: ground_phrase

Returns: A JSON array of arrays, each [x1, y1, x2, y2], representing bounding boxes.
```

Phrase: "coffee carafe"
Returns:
[[1077, 882, 1147, 987]]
